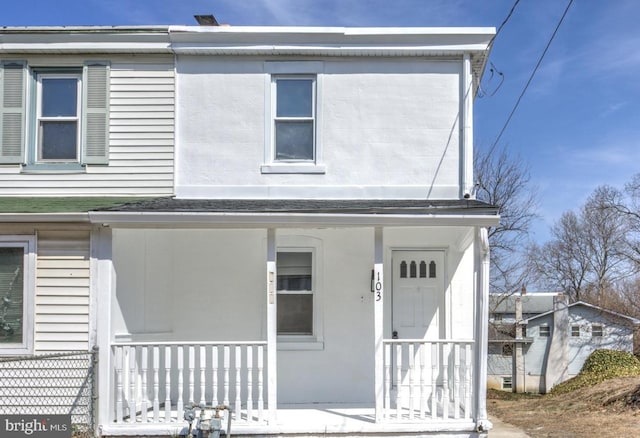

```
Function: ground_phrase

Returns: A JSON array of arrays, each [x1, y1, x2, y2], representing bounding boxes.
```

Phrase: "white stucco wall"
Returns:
[[110, 225, 476, 404], [175, 56, 463, 199]]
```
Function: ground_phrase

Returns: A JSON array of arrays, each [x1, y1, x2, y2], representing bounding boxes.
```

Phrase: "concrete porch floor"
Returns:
[[101, 404, 478, 437]]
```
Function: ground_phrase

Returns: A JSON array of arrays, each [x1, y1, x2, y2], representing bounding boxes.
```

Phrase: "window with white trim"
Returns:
[[502, 376, 512, 390], [571, 325, 580, 337], [0, 61, 110, 168], [261, 61, 324, 174], [539, 325, 550, 337], [0, 236, 35, 355], [273, 77, 315, 162], [36, 72, 82, 162], [277, 251, 313, 335], [592, 324, 603, 337]]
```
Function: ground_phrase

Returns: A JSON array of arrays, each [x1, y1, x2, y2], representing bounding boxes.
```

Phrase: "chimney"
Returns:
[[544, 293, 569, 392], [521, 285, 527, 296], [194, 15, 219, 26]]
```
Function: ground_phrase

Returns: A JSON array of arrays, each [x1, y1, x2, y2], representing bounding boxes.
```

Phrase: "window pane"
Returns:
[[0, 248, 24, 344], [42, 78, 78, 117], [277, 252, 312, 290], [41, 122, 78, 160], [276, 79, 312, 117], [275, 121, 314, 160], [277, 294, 313, 335]]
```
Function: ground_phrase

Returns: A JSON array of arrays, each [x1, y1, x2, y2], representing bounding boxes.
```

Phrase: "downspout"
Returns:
[[461, 53, 474, 199], [475, 227, 492, 433]]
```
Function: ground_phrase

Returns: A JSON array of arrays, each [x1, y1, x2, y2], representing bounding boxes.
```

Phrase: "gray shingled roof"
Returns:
[[97, 197, 498, 215]]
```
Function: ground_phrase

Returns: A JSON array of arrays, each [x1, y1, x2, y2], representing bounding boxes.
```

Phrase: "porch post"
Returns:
[[474, 227, 492, 432], [266, 228, 278, 423], [91, 225, 114, 431], [373, 227, 384, 422]]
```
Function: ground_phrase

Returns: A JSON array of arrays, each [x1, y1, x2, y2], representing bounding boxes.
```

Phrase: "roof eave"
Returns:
[[89, 211, 500, 228]]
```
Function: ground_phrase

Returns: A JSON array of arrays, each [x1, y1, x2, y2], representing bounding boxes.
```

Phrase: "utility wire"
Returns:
[[489, 0, 521, 48], [478, 0, 520, 98], [488, 0, 574, 156]]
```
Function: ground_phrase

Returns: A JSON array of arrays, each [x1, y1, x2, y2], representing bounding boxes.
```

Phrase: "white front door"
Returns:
[[392, 250, 445, 340]]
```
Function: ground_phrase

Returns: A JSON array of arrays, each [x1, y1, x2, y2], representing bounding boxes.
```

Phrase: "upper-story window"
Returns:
[[36, 72, 82, 163], [274, 77, 315, 161], [0, 61, 110, 169], [261, 61, 325, 174]]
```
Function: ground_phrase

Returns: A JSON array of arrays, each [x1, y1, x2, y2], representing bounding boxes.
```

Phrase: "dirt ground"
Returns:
[[487, 376, 640, 437]]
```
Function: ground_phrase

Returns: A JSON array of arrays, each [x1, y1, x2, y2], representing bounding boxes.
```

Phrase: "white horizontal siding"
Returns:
[[0, 61, 175, 196], [35, 231, 90, 353]]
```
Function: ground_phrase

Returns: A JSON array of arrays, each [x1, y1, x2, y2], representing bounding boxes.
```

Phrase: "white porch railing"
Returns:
[[383, 340, 474, 421], [111, 342, 268, 425]]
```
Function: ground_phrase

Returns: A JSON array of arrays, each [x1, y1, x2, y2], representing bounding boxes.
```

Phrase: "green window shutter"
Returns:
[[0, 62, 26, 164], [82, 62, 110, 165]]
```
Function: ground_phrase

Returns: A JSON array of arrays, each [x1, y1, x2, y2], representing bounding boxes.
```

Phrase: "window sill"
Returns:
[[277, 338, 324, 351], [22, 163, 86, 173], [261, 163, 326, 174]]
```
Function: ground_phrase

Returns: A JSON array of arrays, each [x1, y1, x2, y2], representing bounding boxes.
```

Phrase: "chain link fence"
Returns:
[[0, 348, 97, 438]]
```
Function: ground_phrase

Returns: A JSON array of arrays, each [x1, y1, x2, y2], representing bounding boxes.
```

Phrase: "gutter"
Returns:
[[0, 213, 90, 222], [89, 211, 500, 228]]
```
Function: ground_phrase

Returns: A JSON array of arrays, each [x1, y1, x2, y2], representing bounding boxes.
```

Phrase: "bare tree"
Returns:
[[528, 211, 590, 302], [474, 146, 538, 297], [528, 185, 633, 303]]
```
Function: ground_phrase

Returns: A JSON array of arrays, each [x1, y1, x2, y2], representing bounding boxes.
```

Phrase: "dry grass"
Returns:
[[487, 377, 640, 437]]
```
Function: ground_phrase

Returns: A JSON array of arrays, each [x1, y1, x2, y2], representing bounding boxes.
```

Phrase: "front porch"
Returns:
[[90, 200, 497, 436], [103, 339, 475, 436]]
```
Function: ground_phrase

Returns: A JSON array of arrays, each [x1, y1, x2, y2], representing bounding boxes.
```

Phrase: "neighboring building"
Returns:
[[488, 292, 640, 393], [0, 23, 498, 437]]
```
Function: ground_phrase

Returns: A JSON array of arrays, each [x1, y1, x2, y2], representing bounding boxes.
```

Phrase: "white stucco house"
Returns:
[[488, 292, 640, 393], [0, 22, 498, 437]]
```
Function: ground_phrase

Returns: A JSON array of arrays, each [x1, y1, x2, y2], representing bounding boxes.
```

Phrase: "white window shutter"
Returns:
[[0, 62, 26, 164], [82, 62, 110, 165]]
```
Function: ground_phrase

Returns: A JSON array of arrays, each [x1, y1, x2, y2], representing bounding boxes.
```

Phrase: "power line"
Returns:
[[489, 0, 522, 48], [488, 0, 574, 156], [478, 0, 521, 98]]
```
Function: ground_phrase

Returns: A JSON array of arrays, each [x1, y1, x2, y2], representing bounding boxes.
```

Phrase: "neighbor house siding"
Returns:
[[0, 58, 175, 196], [35, 230, 90, 352]]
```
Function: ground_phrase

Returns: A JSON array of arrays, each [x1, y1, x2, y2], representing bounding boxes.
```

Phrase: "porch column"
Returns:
[[373, 227, 384, 422], [91, 225, 115, 430], [266, 228, 278, 423], [474, 227, 492, 432]]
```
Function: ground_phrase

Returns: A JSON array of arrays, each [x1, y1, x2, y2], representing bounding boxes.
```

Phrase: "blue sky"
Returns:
[[3, 0, 639, 243]]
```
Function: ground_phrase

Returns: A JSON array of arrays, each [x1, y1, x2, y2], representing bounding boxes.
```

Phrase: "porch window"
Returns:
[[277, 251, 313, 335], [0, 236, 35, 355]]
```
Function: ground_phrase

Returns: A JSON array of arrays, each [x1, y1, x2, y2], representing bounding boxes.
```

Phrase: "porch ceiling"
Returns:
[[88, 197, 500, 228]]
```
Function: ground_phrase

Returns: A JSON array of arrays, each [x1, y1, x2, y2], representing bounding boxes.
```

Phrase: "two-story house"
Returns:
[[0, 23, 498, 437], [488, 292, 640, 393]]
